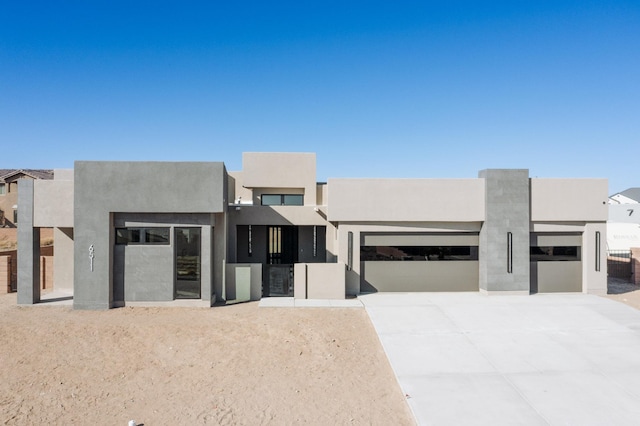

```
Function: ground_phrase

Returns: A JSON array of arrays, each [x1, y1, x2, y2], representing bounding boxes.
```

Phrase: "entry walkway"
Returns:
[[360, 292, 640, 425], [259, 297, 363, 308]]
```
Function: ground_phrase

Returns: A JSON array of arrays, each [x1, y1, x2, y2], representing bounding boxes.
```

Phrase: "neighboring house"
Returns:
[[609, 188, 640, 205], [0, 169, 53, 228], [607, 187, 640, 252], [17, 153, 608, 309]]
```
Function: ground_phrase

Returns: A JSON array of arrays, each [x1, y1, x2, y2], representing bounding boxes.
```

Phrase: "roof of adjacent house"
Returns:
[[0, 169, 54, 182], [611, 187, 640, 203]]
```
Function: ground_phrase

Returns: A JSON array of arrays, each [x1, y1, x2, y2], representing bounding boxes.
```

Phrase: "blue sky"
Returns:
[[1, 1, 638, 192]]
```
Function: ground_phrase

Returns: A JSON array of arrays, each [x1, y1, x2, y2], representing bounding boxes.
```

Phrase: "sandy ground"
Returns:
[[0, 294, 414, 425], [3, 278, 639, 425]]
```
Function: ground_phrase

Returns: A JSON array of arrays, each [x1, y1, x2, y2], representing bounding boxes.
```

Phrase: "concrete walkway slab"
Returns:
[[360, 292, 640, 425], [259, 297, 363, 308]]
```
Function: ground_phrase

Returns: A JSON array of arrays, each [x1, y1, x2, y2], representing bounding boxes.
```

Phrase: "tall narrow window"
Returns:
[[595, 231, 601, 271], [507, 232, 513, 273], [347, 232, 353, 271], [268, 226, 282, 264], [248, 225, 253, 257], [313, 226, 317, 257]]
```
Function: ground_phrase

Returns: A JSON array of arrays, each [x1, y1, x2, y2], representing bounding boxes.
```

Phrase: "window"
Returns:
[[116, 227, 170, 245], [13, 210, 17, 224], [261, 194, 304, 206], [0, 183, 5, 195], [361, 246, 479, 261], [530, 246, 580, 261]]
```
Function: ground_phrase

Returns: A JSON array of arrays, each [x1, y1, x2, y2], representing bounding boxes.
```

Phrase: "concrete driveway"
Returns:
[[360, 292, 640, 425]]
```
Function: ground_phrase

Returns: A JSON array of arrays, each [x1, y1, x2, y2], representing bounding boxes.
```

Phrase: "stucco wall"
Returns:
[[33, 180, 74, 228], [530, 178, 608, 221], [54, 227, 74, 290], [242, 152, 317, 205], [582, 222, 607, 294], [327, 178, 485, 222], [479, 169, 530, 293], [73, 162, 227, 309], [294, 263, 346, 299], [17, 180, 40, 304], [230, 205, 328, 226]]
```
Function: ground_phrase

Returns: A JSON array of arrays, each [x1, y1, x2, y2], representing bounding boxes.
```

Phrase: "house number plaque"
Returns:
[[89, 245, 94, 272]]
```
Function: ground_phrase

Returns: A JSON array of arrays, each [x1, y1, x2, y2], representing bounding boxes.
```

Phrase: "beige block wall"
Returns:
[[0, 255, 11, 293], [327, 178, 485, 222], [530, 179, 608, 222], [632, 248, 640, 286]]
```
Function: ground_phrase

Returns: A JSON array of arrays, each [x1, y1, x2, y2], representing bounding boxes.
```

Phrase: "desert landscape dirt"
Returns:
[[3, 279, 640, 425], [0, 294, 415, 425]]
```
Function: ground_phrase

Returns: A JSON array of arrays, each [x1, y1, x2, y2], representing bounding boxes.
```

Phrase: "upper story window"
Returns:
[[261, 194, 304, 206], [0, 183, 5, 195]]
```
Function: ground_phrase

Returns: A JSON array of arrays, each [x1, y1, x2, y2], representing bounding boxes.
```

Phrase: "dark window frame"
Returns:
[[530, 246, 581, 261], [261, 194, 304, 206], [115, 227, 170, 245], [361, 245, 479, 261]]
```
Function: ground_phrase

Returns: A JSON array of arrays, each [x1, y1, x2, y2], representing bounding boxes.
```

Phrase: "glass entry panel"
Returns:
[[175, 227, 201, 299]]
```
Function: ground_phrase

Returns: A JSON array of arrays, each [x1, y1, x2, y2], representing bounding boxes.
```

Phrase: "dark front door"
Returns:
[[264, 226, 297, 296]]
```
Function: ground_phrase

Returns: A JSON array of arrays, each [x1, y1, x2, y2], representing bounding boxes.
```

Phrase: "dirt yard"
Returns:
[[0, 293, 414, 425]]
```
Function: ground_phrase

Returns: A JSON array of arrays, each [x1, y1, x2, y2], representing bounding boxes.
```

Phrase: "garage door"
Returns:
[[530, 233, 582, 293], [360, 233, 479, 292]]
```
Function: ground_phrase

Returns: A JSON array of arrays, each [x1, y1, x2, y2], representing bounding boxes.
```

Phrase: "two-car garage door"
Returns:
[[360, 233, 479, 292]]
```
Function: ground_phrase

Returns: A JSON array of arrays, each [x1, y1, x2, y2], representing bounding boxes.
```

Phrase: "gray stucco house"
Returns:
[[18, 152, 608, 309]]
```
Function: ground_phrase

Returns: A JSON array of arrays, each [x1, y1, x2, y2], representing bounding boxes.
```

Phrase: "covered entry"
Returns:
[[235, 224, 327, 297], [112, 213, 214, 304], [360, 233, 479, 292]]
